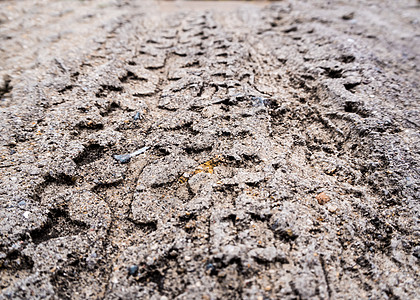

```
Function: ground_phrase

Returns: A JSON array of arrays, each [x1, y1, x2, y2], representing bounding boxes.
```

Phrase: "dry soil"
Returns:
[[0, 0, 419, 299]]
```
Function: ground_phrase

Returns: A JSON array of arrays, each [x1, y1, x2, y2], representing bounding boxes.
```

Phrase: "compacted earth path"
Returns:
[[0, 0, 419, 299]]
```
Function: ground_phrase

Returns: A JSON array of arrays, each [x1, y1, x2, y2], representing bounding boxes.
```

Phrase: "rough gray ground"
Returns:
[[0, 0, 419, 299]]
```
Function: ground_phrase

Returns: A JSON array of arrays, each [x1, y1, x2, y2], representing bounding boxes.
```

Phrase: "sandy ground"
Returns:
[[0, 0, 419, 299]]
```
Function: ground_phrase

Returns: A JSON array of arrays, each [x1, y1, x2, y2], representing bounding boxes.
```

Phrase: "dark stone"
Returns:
[[128, 265, 139, 275], [205, 263, 217, 275], [113, 154, 131, 164]]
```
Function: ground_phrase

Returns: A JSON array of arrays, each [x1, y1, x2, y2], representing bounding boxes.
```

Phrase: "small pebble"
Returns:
[[131, 146, 149, 157], [113, 154, 131, 164], [18, 200, 26, 207], [342, 12, 354, 20], [316, 192, 330, 205], [328, 204, 338, 213], [23, 211, 30, 219]]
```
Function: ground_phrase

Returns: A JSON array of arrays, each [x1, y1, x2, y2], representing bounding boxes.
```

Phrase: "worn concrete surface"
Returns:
[[0, 0, 419, 299]]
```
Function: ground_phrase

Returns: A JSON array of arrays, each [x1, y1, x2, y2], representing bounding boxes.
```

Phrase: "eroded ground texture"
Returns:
[[0, 0, 419, 299]]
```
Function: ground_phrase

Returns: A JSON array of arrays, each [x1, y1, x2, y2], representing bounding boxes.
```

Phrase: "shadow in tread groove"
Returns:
[[30, 209, 88, 245], [73, 144, 104, 166]]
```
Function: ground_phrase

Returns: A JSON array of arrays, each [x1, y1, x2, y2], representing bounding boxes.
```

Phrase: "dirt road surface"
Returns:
[[0, 0, 419, 299]]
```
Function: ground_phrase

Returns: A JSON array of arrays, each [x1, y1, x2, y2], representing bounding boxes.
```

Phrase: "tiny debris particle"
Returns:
[[134, 112, 141, 120], [113, 146, 149, 163], [179, 176, 188, 184], [316, 192, 330, 205], [285, 228, 294, 236], [130, 146, 149, 157], [113, 154, 131, 164]]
